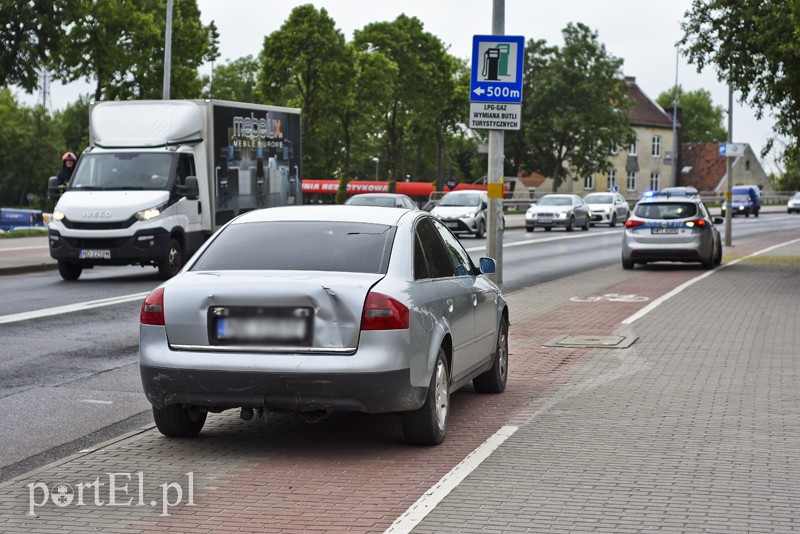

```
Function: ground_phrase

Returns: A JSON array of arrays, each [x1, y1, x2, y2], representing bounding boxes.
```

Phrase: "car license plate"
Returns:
[[79, 249, 111, 259], [211, 306, 313, 346], [651, 228, 678, 234], [446, 222, 459, 229], [539, 218, 552, 224]]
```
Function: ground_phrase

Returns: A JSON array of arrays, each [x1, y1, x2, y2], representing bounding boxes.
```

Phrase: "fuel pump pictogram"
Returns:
[[482, 44, 511, 81]]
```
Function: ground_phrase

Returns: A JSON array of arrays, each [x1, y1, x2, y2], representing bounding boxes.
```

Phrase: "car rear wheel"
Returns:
[[402, 349, 449, 445], [582, 216, 590, 231], [152, 405, 207, 437], [58, 260, 82, 281], [714, 240, 723, 266], [473, 317, 508, 393], [622, 259, 634, 270], [158, 238, 184, 279]]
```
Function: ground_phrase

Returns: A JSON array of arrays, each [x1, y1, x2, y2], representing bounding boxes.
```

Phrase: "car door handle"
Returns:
[[446, 299, 454, 312], [472, 294, 478, 307]]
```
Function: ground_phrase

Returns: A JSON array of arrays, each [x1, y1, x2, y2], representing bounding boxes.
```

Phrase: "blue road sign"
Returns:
[[470, 35, 525, 104]]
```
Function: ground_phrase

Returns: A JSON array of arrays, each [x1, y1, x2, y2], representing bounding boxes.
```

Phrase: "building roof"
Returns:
[[625, 77, 675, 129], [680, 142, 727, 191]]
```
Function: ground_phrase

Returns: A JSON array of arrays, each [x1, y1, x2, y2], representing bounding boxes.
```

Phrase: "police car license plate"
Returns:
[[651, 228, 678, 234], [79, 249, 111, 259]]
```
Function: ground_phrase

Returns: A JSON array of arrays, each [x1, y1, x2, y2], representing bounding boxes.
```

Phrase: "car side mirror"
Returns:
[[479, 257, 496, 274], [481, 201, 488, 210], [180, 176, 200, 200], [713, 217, 724, 225]]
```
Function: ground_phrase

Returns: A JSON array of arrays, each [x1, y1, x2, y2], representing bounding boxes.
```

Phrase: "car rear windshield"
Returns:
[[191, 221, 396, 274], [634, 202, 698, 219]]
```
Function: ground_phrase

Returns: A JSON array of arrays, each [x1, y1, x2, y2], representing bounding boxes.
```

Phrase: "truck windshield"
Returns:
[[69, 153, 174, 191]]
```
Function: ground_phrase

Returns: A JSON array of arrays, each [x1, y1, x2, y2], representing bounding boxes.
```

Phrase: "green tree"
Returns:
[[205, 55, 260, 102], [680, 0, 800, 154], [0, 0, 74, 91], [656, 85, 726, 142], [0, 89, 63, 208], [354, 15, 455, 192], [335, 47, 397, 204], [258, 5, 349, 179], [521, 24, 633, 191], [52, 0, 217, 100], [54, 95, 92, 156]]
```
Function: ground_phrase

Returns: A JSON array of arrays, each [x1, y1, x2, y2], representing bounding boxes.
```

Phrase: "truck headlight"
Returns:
[[53, 210, 65, 221], [136, 203, 166, 221]]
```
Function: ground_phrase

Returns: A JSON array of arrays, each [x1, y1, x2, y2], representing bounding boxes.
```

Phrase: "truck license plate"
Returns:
[[79, 249, 111, 259]]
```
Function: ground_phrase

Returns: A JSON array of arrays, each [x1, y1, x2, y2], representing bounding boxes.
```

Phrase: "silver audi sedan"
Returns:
[[140, 205, 509, 445]]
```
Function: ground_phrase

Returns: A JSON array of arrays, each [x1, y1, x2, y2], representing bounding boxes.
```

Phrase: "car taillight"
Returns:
[[625, 219, 645, 229], [140, 287, 165, 326], [685, 219, 707, 229], [361, 292, 409, 330]]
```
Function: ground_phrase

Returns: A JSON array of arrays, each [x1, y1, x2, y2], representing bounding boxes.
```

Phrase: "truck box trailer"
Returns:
[[48, 99, 302, 280]]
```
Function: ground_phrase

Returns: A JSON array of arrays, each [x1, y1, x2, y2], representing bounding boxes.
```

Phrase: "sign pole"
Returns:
[[724, 87, 733, 247], [487, 0, 505, 285]]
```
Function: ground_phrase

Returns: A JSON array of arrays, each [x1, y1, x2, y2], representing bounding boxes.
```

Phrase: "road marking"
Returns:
[[385, 425, 518, 533], [621, 236, 800, 325], [0, 245, 49, 252], [465, 229, 618, 252], [0, 292, 149, 325], [79, 399, 113, 405], [571, 293, 650, 303]]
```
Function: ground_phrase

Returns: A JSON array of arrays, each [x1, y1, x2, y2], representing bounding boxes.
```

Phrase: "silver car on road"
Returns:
[[584, 192, 630, 227], [140, 205, 509, 445], [622, 191, 723, 269], [525, 193, 591, 232]]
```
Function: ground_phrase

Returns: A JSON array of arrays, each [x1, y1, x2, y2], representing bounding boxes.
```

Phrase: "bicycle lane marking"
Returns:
[[621, 236, 800, 325]]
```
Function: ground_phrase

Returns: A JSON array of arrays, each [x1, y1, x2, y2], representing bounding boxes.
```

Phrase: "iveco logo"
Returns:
[[82, 210, 113, 218]]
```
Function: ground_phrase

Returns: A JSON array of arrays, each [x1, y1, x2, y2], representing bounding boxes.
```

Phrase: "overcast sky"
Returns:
[[18, 0, 781, 172]]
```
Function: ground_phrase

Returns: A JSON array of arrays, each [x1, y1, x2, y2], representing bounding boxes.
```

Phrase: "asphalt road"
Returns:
[[1, 211, 797, 482]]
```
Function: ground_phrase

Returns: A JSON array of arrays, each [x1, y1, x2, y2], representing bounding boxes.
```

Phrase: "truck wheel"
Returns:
[[402, 349, 449, 445], [152, 405, 206, 437], [58, 260, 82, 281], [473, 317, 508, 393], [158, 238, 184, 279]]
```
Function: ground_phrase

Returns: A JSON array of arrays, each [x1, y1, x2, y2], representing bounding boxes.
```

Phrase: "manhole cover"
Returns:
[[544, 335, 637, 349]]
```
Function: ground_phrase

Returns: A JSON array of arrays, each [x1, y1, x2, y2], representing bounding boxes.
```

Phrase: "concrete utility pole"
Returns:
[[671, 45, 679, 188], [163, 0, 173, 100], [486, 0, 505, 285], [724, 87, 733, 247]]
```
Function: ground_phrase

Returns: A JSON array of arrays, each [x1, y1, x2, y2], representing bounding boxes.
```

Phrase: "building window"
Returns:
[[652, 136, 662, 157], [607, 170, 617, 192], [584, 174, 595, 190], [628, 135, 638, 156], [745, 159, 751, 171], [627, 171, 637, 191], [650, 172, 660, 191]]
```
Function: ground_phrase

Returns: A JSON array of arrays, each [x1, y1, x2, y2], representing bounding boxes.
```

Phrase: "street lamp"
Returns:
[[371, 157, 379, 181]]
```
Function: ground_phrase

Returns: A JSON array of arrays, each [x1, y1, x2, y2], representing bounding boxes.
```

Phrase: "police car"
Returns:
[[621, 190, 723, 270]]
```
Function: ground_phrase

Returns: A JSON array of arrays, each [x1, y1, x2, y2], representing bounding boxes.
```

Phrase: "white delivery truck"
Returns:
[[48, 99, 302, 280]]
